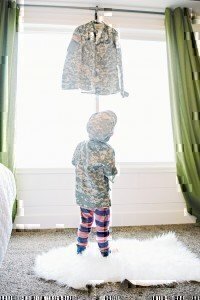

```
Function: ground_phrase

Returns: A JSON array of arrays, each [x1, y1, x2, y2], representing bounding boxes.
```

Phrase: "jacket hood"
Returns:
[[86, 110, 117, 142]]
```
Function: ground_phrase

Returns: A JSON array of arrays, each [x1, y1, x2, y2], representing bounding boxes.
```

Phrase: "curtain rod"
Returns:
[[17, 4, 165, 16]]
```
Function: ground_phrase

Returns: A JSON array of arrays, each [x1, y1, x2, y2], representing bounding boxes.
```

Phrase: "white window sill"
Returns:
[[15, 162, 176, 175]]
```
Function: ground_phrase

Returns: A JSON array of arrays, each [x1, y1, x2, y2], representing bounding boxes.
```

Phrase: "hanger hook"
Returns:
[[95, 6, 99, 21]]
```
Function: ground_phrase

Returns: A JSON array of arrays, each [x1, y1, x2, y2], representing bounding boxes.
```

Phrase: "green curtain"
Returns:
[[165, 7, 200, 223], [0, 0, 20, 222]]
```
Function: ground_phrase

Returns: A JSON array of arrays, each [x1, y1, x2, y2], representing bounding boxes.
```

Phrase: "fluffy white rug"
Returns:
[[32, 231, 200, 290]]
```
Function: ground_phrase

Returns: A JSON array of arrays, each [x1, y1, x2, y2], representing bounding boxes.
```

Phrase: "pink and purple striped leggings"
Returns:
[[77, 206, 111, 255]]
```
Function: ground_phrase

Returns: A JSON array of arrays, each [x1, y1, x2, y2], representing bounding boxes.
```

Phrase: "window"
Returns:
[[15, 32, 95, 168], [99, 39, 174, 163], [15, 29, 175, 168]]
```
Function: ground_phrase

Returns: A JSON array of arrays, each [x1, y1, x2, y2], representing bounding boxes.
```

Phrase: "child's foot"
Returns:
[[101, 247, 119, 257], [101, 249, 111, 257], [77, 244, 86, 254]]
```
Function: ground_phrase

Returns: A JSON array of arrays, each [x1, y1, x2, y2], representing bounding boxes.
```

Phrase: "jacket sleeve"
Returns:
[[72, 142, 82, 166], [114, 30, 129, 99], [103, 147, 118, 183], [62, 26, 82, 90]]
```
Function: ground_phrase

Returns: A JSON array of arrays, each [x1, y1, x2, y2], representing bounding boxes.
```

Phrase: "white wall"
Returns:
[[14, 2, 199, 229], [13, 163, 196, 229]]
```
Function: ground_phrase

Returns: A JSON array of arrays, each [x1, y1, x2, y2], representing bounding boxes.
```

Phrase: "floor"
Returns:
[[1, 223, 200, 299]]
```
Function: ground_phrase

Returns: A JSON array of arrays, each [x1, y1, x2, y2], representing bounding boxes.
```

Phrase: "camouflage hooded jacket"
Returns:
[[62, 20, 129, 98], [72, 110, 118, 209]]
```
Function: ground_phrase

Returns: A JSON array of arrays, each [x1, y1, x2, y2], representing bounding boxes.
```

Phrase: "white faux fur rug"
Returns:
[[32, 231, 200, 290]]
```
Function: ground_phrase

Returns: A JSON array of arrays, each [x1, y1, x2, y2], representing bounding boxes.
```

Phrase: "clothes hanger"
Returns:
[[93, 6, 104, 28], [94, 6, 100, 23]]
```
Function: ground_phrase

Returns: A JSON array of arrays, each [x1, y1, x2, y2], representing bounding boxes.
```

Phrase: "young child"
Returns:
[[72, 110, 118, 257]]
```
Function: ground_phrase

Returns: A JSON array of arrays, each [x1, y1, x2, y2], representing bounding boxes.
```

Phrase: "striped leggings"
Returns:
[[77, 206, 110, 255]]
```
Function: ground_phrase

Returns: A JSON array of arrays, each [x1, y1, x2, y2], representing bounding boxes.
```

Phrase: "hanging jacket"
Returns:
[[72, 110, 118, 209], [61, 20, 129, 98]]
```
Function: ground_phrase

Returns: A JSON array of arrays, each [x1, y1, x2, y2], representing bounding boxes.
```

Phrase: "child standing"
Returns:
[[72, 110, 118, 257]]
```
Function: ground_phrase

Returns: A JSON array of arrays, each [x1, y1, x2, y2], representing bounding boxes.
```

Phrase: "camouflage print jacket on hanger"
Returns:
[[61, 20, 129, 98]]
